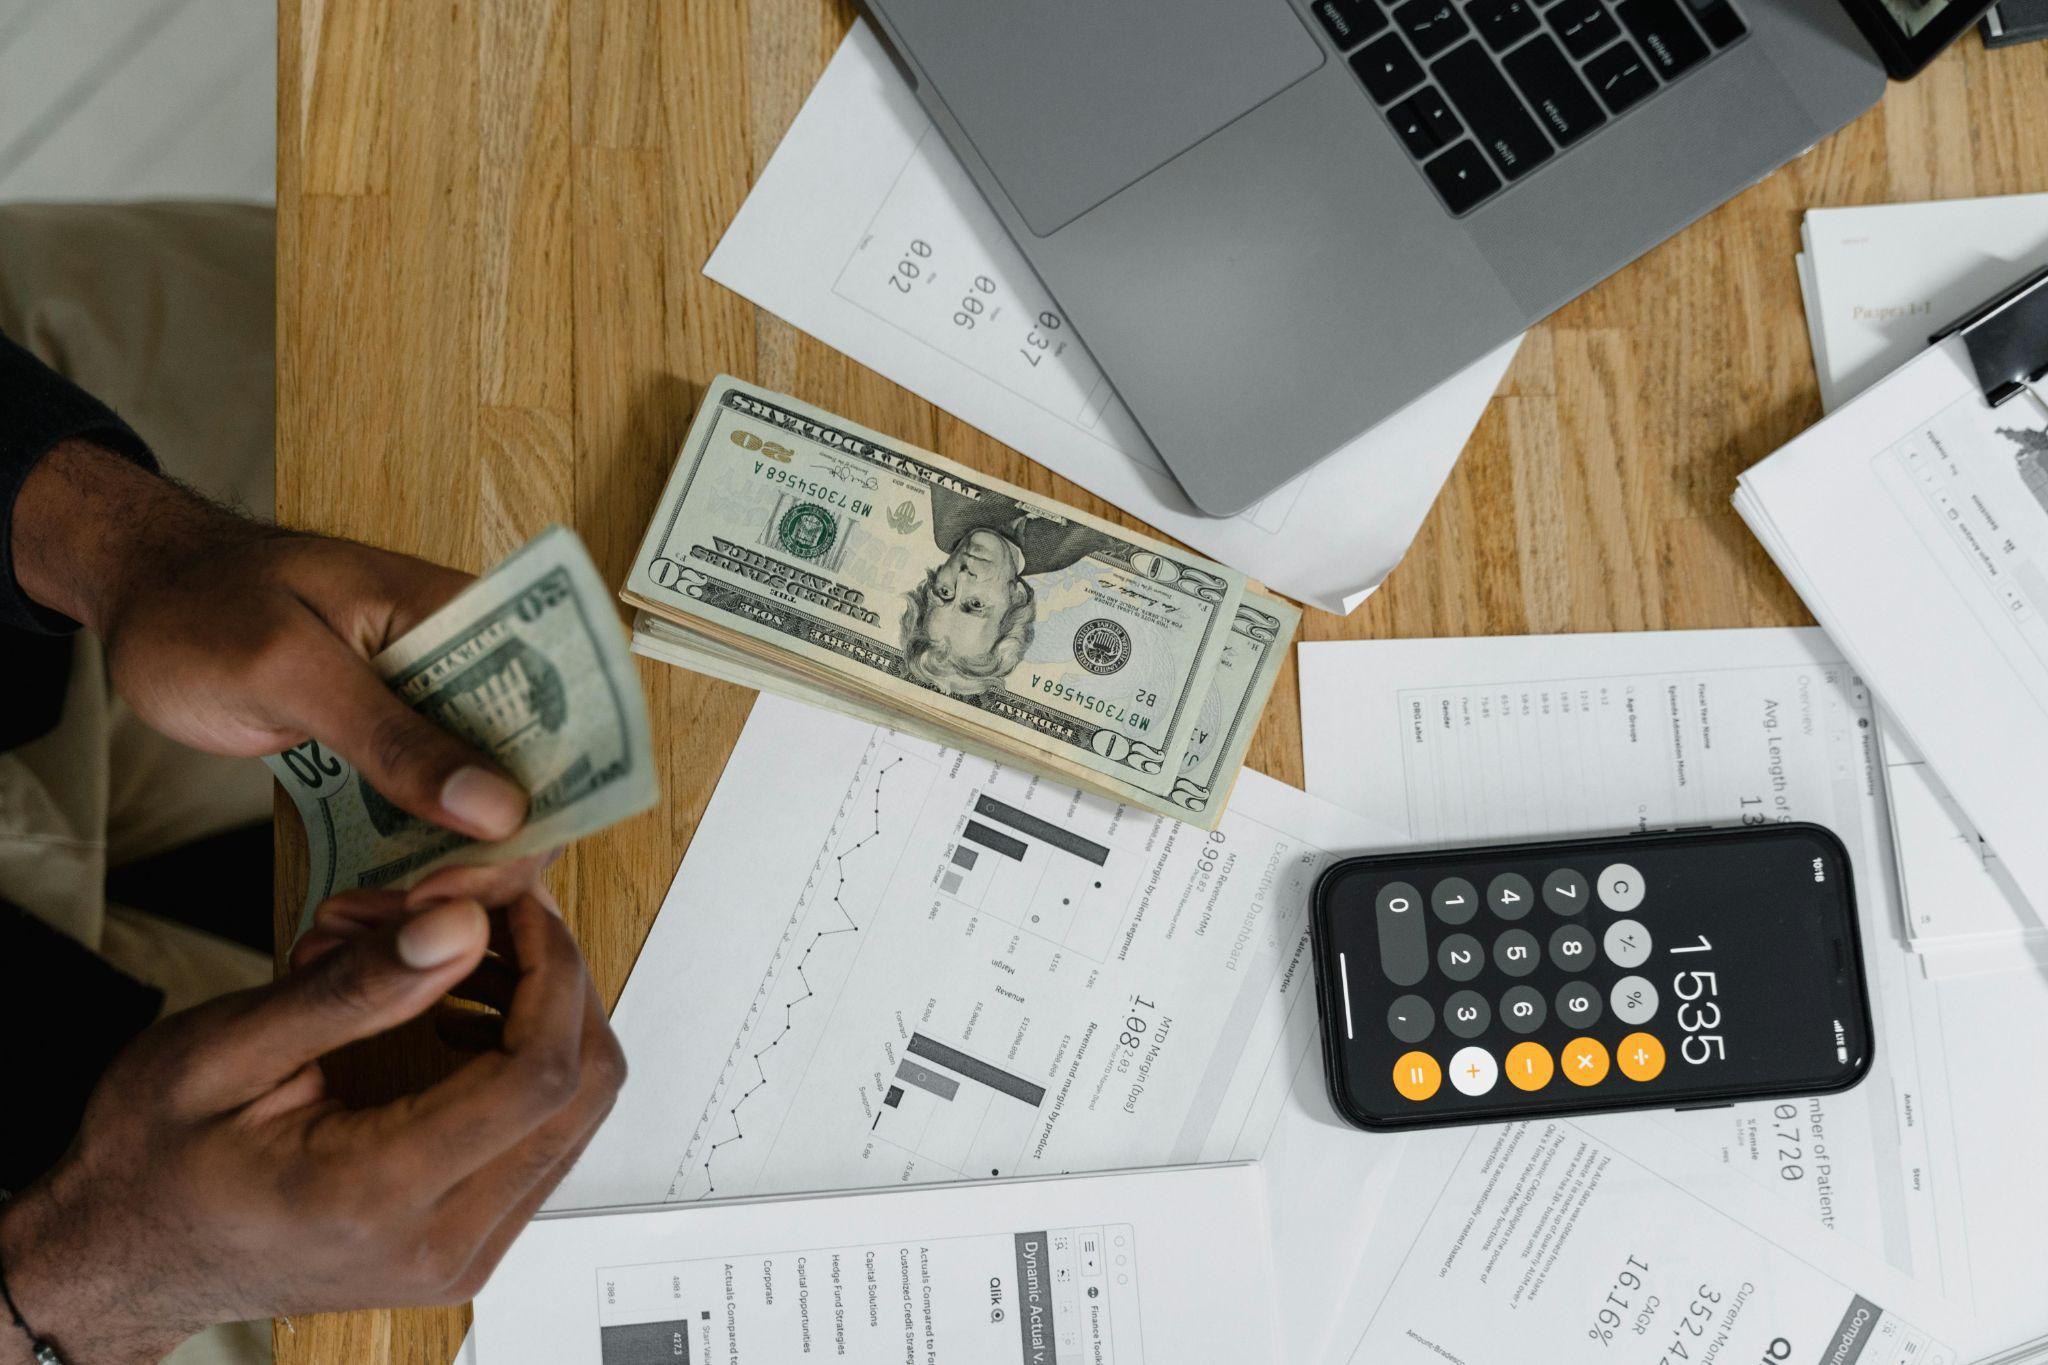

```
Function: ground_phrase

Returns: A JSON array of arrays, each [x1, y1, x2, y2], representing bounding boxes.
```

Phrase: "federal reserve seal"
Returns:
[[776, 502, 838, 560], [1073, 618, 1133, 675]]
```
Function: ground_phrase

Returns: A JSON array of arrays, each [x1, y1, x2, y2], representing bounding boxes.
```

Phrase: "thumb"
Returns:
[[287, 632, 529, 840], [200, 900, 490, 1106]]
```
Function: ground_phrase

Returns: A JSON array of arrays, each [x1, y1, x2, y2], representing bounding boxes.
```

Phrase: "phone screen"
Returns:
[[1311, 824, 1873, 1129]]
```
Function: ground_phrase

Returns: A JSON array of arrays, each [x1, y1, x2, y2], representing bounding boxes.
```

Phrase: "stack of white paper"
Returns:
[[700, 22, 1519, 616], [1786, 195, 2048, 977]]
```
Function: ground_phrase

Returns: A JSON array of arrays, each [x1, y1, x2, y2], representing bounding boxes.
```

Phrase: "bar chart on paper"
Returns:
[[649, 705, 1339, 1207]]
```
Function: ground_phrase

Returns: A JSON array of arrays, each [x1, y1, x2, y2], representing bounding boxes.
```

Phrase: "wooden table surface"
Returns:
[[275, 1, 2048, 1358]]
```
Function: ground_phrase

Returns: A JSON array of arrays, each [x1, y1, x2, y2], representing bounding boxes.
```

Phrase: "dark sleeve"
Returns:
[[0, 901, 163, 1191], [0, 328, 158, 634]]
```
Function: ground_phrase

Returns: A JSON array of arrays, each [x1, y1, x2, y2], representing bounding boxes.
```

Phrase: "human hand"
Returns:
[[0, 891, 625, 1364], [12, 440, 529, 841]]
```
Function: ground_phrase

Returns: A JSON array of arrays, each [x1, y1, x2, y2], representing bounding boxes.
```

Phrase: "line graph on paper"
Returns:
[[673, 737, 939, 1200]]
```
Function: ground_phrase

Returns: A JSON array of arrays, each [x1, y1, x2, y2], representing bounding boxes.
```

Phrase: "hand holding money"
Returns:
[[622, 378, 1296, 825], [267, 526, 659, 927]]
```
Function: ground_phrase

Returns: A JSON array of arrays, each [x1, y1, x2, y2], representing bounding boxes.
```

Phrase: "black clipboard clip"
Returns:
[[1931, 262, 2048, 414]]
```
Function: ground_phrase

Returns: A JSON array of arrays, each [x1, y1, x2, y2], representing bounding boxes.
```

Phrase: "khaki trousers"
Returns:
[[0, 202, 278, 1365]]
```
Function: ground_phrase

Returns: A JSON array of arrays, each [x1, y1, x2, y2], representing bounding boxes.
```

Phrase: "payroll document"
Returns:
[[476, 1165, 1279, 1365], [1301, 628, 2048, 1348]]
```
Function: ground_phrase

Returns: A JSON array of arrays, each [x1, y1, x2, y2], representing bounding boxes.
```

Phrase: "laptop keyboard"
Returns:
[[1308, 0, 1747, 215]]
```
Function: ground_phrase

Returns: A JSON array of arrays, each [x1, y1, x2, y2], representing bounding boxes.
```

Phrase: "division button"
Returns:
[[1449, 1045, 1499, 1096], [1505, 1041, 1554, 1090], [1603, 917, 1651, 968], [1431, 875, 1480, 924], [1487, 872, 1535, 920], [1394, 1050, 1443, 1101], [1493, 927, 1540, 977], [1388, 994, 1436, 1043], [1444, 988, 1491, 1038], [1542, 867, 1589, 914], [1549, 923, 1596, 970], [1597, 862, 1645, 911], [1561, 1036, 1610, 1085], [1617, 1031, 1666, 1081], [1439, 931, 1485, 981], [1500, 984, 1547, 1033], [1611, 973, 1659, 1024], [1376, 880, 1429, 987], [1555, 979, 1603, 1028]]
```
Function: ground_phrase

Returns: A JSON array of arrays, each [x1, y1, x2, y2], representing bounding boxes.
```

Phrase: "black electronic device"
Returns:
[[1309, 823, 1873, 1131]]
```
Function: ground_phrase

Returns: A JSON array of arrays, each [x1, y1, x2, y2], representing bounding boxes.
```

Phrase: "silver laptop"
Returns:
[[861, 0, 1986, 516]]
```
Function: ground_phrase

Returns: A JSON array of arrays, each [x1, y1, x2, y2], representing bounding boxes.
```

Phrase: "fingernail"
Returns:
[[397, 899, 486, 969], [440, 767, 527, 839]]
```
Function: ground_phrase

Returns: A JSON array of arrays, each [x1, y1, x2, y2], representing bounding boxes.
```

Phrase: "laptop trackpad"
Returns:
[[875, 0, 1324, 237]]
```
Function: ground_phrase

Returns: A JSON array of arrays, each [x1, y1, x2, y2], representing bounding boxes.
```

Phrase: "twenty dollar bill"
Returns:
[[267, 526, 658, 928]]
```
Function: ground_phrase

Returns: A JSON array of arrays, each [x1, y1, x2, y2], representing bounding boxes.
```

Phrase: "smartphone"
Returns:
[[1309, 823, 1873, 1131]]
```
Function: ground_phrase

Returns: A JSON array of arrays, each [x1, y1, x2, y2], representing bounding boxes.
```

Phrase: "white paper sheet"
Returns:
[[476, 1164, 1280, 1364], [1299, 629, 2048, 1351], [1324, 1119, 1977, 1364], [702, 22, 1520, 615], [521, 693, 1406, 1361]]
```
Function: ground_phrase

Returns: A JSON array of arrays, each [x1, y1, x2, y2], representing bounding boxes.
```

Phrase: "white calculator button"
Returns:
[[1597, 862, 1645, 911], [1611, 974, 1658, 1025], [1448, 1045, 1499, 1096], [1602, 918, 1651, 968]]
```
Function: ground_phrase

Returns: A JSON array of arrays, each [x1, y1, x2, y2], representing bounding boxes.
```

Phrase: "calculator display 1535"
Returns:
[[1309, 824, 1873, 1130]]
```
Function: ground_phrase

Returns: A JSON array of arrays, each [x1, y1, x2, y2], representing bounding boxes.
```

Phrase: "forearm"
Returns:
[[11, 440, 266, 635], [0, 1180, 187, 1365]]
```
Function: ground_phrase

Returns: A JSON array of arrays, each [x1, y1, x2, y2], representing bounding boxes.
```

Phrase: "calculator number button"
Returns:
[[1603, 917, 1651, 967], [1444, 989, 1491, 1038], [1431, 876, 1479, 925], [1542, 867, 1589, 914], [1612, 974, 1658, 1024], [1562, 1036, 1610, 1085], [1388, 993, 1435, 1043], [1376, 881, 1429, 987], [1597, 862, 1645, 911], [1394, 1050, 1443, 1101], [1555, 979, 1603, 1028], [1500, 984, 1547, 1033], [1438, 932, 1484, 981], [1548, 923, 1596, 970], [1505, 1041, 1553, 1090], [1493, 927, 1540, 977], [1487, 872, 1535, 920], [1449, 1045, 1499, 1096]]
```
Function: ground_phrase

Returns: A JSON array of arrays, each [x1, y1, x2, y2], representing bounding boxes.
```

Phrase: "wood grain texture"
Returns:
[[276, 4, 2048, 1357]]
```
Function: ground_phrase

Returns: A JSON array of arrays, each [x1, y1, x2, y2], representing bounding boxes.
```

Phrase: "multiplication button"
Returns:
[[1438, 932, 1484, 981], [1611, 974, 1658, 1024], [1597, 862, 1644, 911], [1603, 918, 1651, 968], [1488, 872, 1534, 920], [1542, 868, 1589, 914], [1432, 876, 1479, 925]]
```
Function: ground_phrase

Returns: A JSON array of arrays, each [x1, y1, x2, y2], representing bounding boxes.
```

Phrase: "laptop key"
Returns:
[[1466, 0, 1542, 50], [1614, 0, 1708, 75], [1677, 0, 1747, 44], [1312, 0, 1390, 48], [1423, 140, 1502, 212], [1352, 32, 1427, 101], [1583, 40, 1659, 112], [1392, 0, 1472, 57], [1431, 40, 1554, 179], [1388, 87, 1463, 155], [1547, 0, 1622, 57], [1503, 34, 1606, 145]]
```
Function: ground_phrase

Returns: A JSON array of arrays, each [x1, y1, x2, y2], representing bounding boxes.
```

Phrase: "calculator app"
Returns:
[[1313, 825, 1872, 1127]]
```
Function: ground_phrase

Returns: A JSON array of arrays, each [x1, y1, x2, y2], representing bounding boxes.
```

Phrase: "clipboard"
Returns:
[[1931, 261, 2048, 412]]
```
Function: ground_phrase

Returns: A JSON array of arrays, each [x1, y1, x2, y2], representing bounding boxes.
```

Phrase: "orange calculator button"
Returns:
[[1617, 1032, 1666, 1081], [1505, 1041, 1554, 1091], [1393, 1050, 1442, 1101], [1561, 1037, 1610, 1086]]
